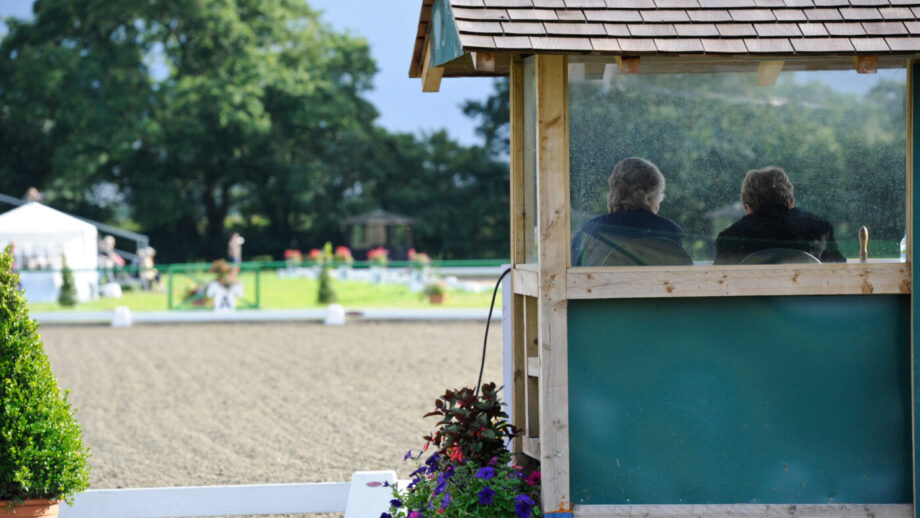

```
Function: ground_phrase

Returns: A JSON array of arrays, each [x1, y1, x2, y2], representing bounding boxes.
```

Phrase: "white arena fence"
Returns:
[[58, 471, 398, 518]]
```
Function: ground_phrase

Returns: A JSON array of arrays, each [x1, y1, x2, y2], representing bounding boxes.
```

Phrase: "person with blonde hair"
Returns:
[[571, 157, 684, 266], [714, 166, 845, 265]]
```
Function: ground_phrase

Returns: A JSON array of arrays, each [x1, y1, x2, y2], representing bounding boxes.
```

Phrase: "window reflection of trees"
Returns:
[[569, 71, 906, 262]]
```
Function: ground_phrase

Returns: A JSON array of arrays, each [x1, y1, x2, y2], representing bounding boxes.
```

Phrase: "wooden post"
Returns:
[[535, 54, 572, 515], [421, 38, 443, 93], [509, 56, 528, 459]]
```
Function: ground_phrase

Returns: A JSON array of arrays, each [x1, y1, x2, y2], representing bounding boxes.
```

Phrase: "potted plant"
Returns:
[[383, 383, 541, 518], [367, 247, 389, 283], [424, 281, 446, 305], [0, 248, 91, 516], [333, 246, 354, 280]]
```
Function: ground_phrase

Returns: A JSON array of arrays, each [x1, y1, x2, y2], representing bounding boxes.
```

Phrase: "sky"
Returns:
[[0, 0, 496, 146]]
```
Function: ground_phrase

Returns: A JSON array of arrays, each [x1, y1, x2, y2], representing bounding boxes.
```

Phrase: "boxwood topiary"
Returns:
[[0, 248, 90, 503]]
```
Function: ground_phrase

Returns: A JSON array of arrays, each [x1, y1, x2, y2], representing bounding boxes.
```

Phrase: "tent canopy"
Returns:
[[0, 202, 98, 270]]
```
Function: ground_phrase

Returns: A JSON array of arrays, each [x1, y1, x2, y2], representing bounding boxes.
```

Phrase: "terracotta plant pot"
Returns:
[[428, 293, 444, 304], [0, 500, 59, 518]]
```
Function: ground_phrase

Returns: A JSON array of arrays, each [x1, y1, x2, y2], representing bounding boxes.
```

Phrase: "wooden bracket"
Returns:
[[421, 37, 443, 93], [757, 61, 785, 86], [584, 62, 607, 79], [472, 51, 496, 73], [616, 56, 640, 74], [854, 55, 878, 74]]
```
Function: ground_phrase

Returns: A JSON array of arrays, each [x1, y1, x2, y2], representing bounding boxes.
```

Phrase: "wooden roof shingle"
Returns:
[[410, 0, 920, 77]]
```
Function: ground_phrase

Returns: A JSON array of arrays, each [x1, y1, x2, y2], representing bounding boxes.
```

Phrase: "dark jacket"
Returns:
[[713, 204, 846, 265], [572, 209, 684, 266]]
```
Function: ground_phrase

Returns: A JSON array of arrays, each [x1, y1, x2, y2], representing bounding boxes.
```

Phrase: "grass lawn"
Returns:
[[26, 270, 502, 312]]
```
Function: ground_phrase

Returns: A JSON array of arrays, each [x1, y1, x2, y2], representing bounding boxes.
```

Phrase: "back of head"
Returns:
[[607, 157, 665, 212], [741, 166, 794, 213]]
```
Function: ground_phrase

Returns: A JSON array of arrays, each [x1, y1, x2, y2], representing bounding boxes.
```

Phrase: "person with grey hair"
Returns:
[[572, 157, 684, 266], [713, 166, 845, 265]]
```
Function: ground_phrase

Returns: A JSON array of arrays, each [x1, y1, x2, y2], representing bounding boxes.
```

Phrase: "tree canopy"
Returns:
[[0, 0, 510, 261]]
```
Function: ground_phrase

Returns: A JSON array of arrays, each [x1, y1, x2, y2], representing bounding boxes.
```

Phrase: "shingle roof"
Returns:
[[410, 0, 920, 77]]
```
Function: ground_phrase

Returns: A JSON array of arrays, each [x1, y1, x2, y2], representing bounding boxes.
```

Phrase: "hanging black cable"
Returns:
[[475, 266, 512, 398]]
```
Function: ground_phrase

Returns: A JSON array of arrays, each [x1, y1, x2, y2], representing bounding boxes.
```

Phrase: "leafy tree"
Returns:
[[0, 1, 512, 261], [463, 78, 510, 159]]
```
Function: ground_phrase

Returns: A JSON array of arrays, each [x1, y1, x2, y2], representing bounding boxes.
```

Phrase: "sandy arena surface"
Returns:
[[39, 321, 503, 515]]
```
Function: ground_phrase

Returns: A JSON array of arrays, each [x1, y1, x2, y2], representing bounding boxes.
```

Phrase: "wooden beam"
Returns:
[[535, 54, 572, 515], [855, 55, 879, 74], [757, 60, 784, 86], [421, 37, 443, 93], [512, 266, 539, 297], [472, 51, 496, 73], [574, 504, 911, 518], [523, 437, 541, 460], [616, 56, 640, 74], [509, 57, 526, 463], [510, 57, 526, 266], [527, 356, 541, 377], [567, 262, 910, 299], [584, 62, 607, 80]]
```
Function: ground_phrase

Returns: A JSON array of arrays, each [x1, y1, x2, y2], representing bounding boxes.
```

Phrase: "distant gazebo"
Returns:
[[344, 209, 416, 261]]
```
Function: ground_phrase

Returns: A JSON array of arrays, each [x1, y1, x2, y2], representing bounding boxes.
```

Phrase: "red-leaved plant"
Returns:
[[423, 382, 519, 467]]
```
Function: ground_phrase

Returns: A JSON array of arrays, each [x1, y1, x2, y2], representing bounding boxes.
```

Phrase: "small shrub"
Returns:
[[317, 266, 337, 304], [0, 248, 91, 503], [57, 259, 77, 307]]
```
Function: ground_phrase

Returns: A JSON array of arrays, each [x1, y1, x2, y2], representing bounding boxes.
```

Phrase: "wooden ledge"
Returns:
[[567, 262, 910, 299], [574, 504, 911, 518]]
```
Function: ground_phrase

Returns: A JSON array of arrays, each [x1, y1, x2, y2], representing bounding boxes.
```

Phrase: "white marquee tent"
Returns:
[[0, 203, 98, 302]]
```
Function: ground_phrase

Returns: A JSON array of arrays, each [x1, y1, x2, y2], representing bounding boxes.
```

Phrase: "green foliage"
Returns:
[[387, 450, 541, 518], [0, 0, 510, 262], [0, 249, 90, 502], [316, 266, 336, 304], [57, 259, 77, 307], [423, 383, 519, 468], [385, 384, 539, 518]]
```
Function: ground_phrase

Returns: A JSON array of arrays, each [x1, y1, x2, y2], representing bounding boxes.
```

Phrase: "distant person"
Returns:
[[23, 187, 42, 203], [571, 157, 684, 266], [228, 233, 245, 265], [714, 167, 846, 265]]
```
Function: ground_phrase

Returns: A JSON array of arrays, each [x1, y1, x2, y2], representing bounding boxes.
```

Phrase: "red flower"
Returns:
[[449, 447, 463, 463], [307, 249, 321, 260], [524, 470, 541, 486]]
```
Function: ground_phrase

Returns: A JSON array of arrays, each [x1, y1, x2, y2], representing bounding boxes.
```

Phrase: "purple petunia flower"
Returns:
[[514, 494, 536, 518], [487, 456, 498, 466], [380, 513, 392, 518], [408, 511, 422, 518], [434, 476, 448, 496], [478, 485, 496, 506], [476, 466, 496, 480], [441, 492, 451, 509], [389, 498, 402, 508]]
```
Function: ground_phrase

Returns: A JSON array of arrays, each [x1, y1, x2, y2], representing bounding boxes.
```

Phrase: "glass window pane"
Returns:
[[569, 60, 906, 267]]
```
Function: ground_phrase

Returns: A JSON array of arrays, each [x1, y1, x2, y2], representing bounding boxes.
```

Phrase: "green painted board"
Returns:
[[430, 0, 464, 68], [911, 60, 920, 518], [568, 296, 911, 505]]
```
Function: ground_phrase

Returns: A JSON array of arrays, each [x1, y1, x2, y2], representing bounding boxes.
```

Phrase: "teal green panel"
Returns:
[[912, 62, 920, 518], [430, 0, 464, 67], [568, 296, 911, 505]]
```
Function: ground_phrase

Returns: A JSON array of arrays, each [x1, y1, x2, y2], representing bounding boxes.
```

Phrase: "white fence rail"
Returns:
[[58, 471, 395, 518]]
